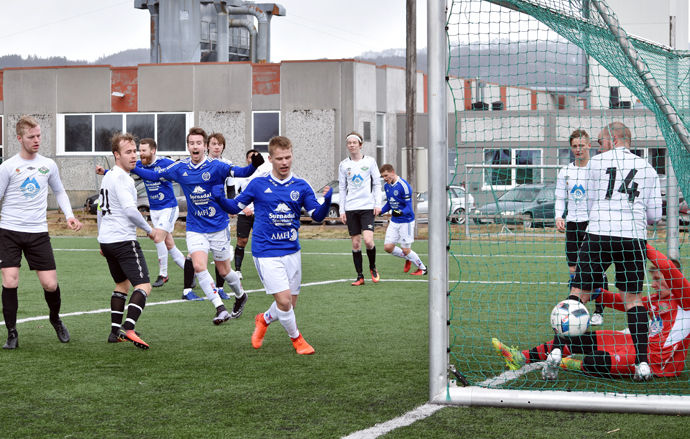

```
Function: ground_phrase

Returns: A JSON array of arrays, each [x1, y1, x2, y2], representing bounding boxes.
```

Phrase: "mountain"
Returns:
[[0, 49, 149, 69]]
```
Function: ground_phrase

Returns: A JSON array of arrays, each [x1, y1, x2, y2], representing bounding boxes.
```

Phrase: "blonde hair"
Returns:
[[16, 115, 39, 137]]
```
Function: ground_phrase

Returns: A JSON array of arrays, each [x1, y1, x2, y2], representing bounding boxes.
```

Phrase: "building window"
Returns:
[[57, 112, 193, 155], [558, 148, 574, 166], [363, 121, 371, 142], [482, 148, 542, 190], [252, 111, 280, 153], [376, 113, 385, 165]]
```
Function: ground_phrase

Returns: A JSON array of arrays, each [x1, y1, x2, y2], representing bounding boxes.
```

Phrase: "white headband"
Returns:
[[346, 134, 362, 143]]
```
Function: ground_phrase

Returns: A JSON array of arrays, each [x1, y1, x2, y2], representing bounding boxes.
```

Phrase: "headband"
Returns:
[[346, 134, 363, 143]]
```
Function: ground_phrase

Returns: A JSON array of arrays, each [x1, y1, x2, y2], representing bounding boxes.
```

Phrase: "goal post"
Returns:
[[428, 0, 690, 414]]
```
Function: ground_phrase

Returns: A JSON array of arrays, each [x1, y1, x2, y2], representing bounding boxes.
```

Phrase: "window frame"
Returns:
[[375, 112, 385, 166], [251, 110, 280, 153], [481, 147, 544, 191], [57, 112, 194, 156]]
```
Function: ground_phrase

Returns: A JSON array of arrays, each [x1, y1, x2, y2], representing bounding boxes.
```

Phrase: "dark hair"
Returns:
[[380, 164, 395, 173], [187, 127, 208, 145], [111, 132, 136, 155], [209, 133, 226, 151], [139, 138, 157, 150], [569, 129, 590, 146]]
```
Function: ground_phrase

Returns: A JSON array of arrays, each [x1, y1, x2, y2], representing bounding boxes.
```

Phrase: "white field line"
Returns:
[[478, 363, 544, 388], [341, 403, 446, 439]]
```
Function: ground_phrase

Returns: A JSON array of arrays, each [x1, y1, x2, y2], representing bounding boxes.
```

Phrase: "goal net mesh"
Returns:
[[446, 0, 690, 396]]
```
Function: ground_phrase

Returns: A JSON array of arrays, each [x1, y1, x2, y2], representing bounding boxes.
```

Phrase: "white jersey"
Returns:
[[234, 161, 272, 215], [338, 155, 381, 211], [97, 166, 140, 244], [555, 163, 589, 223], [586, 147, 662, 239], [0, 153, 71, 233]]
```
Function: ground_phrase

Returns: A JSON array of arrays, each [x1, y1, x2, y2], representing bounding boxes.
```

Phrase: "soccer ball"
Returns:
[[550, 299, 590, 336]]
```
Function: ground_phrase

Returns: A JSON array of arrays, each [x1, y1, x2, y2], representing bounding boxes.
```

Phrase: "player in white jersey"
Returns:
[[555, 129, 605, 325], [338, 131, 382, 286], [98, 133, 164, 349], [569, 121, 662, 381], [0, 115, 82, 350]]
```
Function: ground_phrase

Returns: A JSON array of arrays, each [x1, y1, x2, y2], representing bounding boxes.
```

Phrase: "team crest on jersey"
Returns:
[[38, 166, 49, 174], [202, 172, 211, 181], [361, 166, 369, 171], [570, 184, 585, 201], [394, 190, 399, 196], [290, 190, 299, 201], [351, 174, 364, 187], [15, 168, 20, 174], [20, 177, 40, 198]]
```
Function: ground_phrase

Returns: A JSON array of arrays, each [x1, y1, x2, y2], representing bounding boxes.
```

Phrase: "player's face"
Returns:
[[18, 125, 41, 157], [650, 269, 671, 299], [139, 143, 154, 165], [208, 137, 224, 159], [381, 170, 395, 185], [269, 147, 293, 180], [346, 138, 363, 156], [570, 137, 590, 160], [116, 140, 138, 171], [187, 134, 206, 164]]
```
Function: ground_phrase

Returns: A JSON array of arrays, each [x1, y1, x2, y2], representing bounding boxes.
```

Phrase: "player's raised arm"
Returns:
[[210, 184, 244, 215], [130, 161, 175, 181], [227, 152, 264, 178], [305, 186, 333, 223]]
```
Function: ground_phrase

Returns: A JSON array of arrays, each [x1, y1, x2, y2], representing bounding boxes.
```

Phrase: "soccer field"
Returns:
[[0, 235, 688, 438]]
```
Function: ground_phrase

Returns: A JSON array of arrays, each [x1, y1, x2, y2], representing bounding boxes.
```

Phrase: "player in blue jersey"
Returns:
[[211, 135, 332, 355], [130, 127, 264, 325], [379, 164, 427, 275], [96, 138, 186, 288]]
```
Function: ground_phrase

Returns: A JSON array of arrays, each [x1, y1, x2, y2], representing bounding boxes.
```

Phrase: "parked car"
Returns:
[[473, 183, 556, 228], [84, 178, 187, 217], [312, 179, 386, 225], [415, 186, 475, 224]]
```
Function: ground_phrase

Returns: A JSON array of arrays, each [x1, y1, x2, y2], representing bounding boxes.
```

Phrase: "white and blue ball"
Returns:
[[550, 299, 590, 336]]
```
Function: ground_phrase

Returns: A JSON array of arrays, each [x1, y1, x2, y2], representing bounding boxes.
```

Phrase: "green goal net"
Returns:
[[443, 0, 690, 410]]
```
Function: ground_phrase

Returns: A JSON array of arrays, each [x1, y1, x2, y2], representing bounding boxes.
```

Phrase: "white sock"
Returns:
[[169, 246, 186, 269], [276, 306, 299, 339], [263, 301, 279, 324], [155, 241, 168, 277], [223, 270, 244, 298], [196, 270, 223, 308], [405, 250, 426, 270], [391, 246, 405, 258]]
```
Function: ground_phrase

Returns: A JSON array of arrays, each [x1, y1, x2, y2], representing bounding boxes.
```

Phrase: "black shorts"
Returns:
[[100, 241, 150, 286], [0, 228, 56, 271], [565, 221, 589, 267], [236, 214, 254, 239], [346, 210, 376, 236], [572, 234, 646, 293]]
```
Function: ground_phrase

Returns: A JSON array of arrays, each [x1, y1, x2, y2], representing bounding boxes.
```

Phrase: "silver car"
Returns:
[[415, 186, 475, 224]]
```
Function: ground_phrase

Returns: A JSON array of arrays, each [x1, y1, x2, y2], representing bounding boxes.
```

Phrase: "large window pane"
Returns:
[[484, 149, 510, 186], [127, 114, 155, 142], [253, 112, 279, 143], [95, 114, 123, 152], [558, 148, 574, 165], [65, 115, 93, 152], [515, 149, 541, 184], [158, 114, 186, 151], [376, 113, 384, 146], [650, 148, 666, 175]]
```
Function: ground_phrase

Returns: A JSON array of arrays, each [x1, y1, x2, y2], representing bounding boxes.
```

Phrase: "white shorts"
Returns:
[[253, 251, 302, 295], [186, 226, 234, 262], [150, 206, 179, 233], [384, 221, 415, 248]]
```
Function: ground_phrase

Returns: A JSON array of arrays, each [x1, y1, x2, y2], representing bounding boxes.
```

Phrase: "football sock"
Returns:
[[366, 246, 377, 270], [234, 246, 245, 271], [391, 246, 405, 258], [43, 285, 62, 322], [582, 350, 612, 376], [196, 270, 223, 308], [223, 270, 243, 298], [593, 293, 604, 315], [264, 301, 279, 324], [110, 291, 127, 333], [169, 246, 186, 269], [215, 266, 225, 289], [405, 250, 426, 270], [276, 306, 299, 339], [123, 289, 147, 331], [155, 241, 168, 277], [2, 287, 18, 330], [627, 305, 649, 364], [526, 339, 572, 363], [183, 257, 194, 289], [352, 250, 363, 276]]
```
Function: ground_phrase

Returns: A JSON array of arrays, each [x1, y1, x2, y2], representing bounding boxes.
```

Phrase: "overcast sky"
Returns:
[[0, 0, 428, 62]]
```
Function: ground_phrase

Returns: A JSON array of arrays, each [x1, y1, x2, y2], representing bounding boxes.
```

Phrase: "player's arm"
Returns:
[[48, 163, 82, 231], [647, 244, 690, 303], [372, 162, 382, 215], [304, 186, 333, 222], [554, 168, 567, 231], [227, 152, 264, 178], [130, 161, 174, 181], [646, 172, 663, 225], [0, 165, 10, 201], [338, 164, 347, 222], [398, 181, 415, 217], [211, 184, 246, 215], [380, 198, 391, 216]]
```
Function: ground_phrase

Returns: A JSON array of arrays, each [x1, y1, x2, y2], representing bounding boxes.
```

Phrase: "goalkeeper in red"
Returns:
[[379, 164, 426, 275], [211, 136, 332, 355], [493, 244, 690, 380]]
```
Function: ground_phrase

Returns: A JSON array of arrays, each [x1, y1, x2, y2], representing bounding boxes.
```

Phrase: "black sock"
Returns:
[[235, 246, 245, 271], [122, 289, 147, 331], [183, 257, 194, 289], [44, 285, 61, 323], [2, 287, 18, 331], [111, 291, 127, 333], [215, 266, 225, 289], [594, 296, 604, 315], [366, 246, 377, 270], [352, 250, 363, 277], [627, 305, 649, 364]]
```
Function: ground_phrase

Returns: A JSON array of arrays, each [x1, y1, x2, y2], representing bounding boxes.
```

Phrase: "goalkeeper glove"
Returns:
[[392, 209, 402, 217], [251, 152, 265, 168]]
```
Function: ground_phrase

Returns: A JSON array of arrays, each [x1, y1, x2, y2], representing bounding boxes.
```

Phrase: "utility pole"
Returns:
[[406, 0, 417, 234]]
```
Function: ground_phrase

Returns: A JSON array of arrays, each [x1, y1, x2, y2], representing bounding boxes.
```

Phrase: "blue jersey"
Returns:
[[137, 157, 177, 211], [224, 174, 323, 257], [380, 177, 415, 223], [130, 156, 255, 233]]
